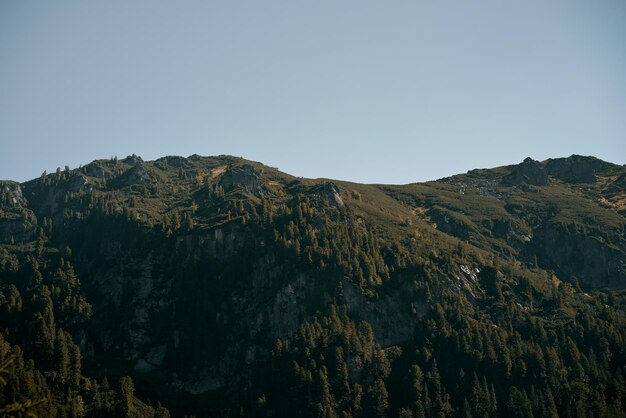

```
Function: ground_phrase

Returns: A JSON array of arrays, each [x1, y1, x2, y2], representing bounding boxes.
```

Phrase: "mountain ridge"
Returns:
[[0, 153, 625, 417], [5, 153, 624, 186], [9, 152, 623, 287]]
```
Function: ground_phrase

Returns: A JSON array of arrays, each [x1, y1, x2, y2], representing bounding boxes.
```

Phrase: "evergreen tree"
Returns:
[[118, 376, 135, 417]]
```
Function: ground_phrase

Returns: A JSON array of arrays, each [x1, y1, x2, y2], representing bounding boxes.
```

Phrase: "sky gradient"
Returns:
[[1, 0, 625, 184]]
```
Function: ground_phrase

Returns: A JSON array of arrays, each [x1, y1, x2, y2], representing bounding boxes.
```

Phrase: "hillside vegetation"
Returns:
[[0, 154, 625, 417]]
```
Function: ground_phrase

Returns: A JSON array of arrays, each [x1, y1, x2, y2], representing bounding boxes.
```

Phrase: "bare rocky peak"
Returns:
[[122, 154, 144, 166], [544, 155, 611, 184], [502, 157, 550, 186]]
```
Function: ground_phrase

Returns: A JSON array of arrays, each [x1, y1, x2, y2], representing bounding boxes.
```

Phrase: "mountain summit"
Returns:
[[0, 154, 624, 417]]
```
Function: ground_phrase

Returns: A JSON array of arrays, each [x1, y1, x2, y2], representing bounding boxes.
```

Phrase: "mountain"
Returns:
[[0, 154, 625, 417]]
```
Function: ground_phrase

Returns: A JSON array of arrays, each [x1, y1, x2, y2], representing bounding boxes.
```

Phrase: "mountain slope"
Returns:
[[0, 154, 625, 417]]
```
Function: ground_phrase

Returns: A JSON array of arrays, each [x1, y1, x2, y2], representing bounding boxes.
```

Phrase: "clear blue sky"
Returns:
[[1, 0, 624, 184]]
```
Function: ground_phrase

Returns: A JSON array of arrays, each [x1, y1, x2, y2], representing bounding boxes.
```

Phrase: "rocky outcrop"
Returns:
[[219, 164, 263, 195], [154, 155, 190, 169], [122, 154, 144, 166], [83, 161, 117, 181], [526, 222, 626, 288], [503, 157, 549, 186], [0, 181, 27, 208], [67, 174, 92, 193], [110, 163, 152, 188], [544, 155, 610, 184], [312, 182, 344, 207], [0, 182, 37, 244], [0, 210, 37, 244]]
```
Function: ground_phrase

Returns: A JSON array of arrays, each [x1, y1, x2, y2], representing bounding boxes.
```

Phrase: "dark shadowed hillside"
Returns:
[[0, 154, 625, 417]]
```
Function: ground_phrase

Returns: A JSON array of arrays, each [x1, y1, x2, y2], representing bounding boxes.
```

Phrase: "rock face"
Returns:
[[67, 174, 92, 193], [0, 181, 27, 208], [0, 181, 37, 243], [219, 164, 263, 194], [503, 157, 550, 186], [122, 154, 144, 166], [544, 155, 609, 184], [0, 211, 37, 244], [313, 183, 344, 207], [110, 163, 152, 188], [83, 162, 115, 180], [527, 222, 626, 288], [154, 155, 190, 169]]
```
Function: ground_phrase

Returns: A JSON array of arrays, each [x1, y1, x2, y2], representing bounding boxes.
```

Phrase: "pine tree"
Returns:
[[368, 379, 388, 417], [55, 329, 70, 384], [69, 340, 81, 388], [118, 376, 135, 417], [506, 387, 533, 418], [316, 367, 334, 418]]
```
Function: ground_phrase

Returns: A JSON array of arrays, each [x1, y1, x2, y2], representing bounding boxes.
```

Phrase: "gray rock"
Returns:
[[527, 222, 626, 288], [84, 163, 114, 180], [544, 155, 610, 184], [122, 154, 144, 166], [314, 183, 344, 207], [0, 182, 37, 244], [503, 157, 549, 186], [0, 181, 27, 208], [67, 174, 92, 193], [0, 209, 37, 244], [110, 164, 152, 188], [219, 164, 263, 194], [154, 155, 190, 169]]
